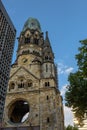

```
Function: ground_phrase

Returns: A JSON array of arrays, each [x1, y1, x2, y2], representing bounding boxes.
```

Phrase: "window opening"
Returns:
[[47, 117, 50, 123], [47, 95, 49, 100], [28, 82, 32, 87], [48, 82, 50, 86], [9, 82, 15, 91], [28, 80, 32, 87], [45, 82, 50, 87], [45, 82, 47, 87], [34, 38, 38, 45], [25, 37, 30, 44], [18, 80, 24, 88], [46, 64, 48, 72]]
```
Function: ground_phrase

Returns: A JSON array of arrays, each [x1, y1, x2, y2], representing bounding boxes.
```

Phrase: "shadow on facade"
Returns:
[[0, 126, 40, 130]]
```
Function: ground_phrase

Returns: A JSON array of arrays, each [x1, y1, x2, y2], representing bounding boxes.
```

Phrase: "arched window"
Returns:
[[45, 82, 50, 87], [45, 55, 52, 61], [45, 56, 49, 60], [34, 38, 38, 45], [18, 79, 24, 88], [9, 82, 15, 91], [45, 82, 47, 87], [25, 37, 30, 44], [27, 80, 33, 87]]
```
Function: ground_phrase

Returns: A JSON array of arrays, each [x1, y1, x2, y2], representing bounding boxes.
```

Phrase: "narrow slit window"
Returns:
[[47, 95, 49, 100], [47, 117, 50, 123], [46, 64, 48, 72]]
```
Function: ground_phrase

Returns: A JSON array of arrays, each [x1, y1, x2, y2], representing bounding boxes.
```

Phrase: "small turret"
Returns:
[[43, 31, 54, 63], [41, 31, 56, 79]]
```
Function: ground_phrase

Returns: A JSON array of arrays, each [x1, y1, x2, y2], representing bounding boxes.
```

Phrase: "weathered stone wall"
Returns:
[[3, 24, 64, 130]]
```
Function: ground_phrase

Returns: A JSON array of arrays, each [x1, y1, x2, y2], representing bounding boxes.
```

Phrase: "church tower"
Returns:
[[3, 18, 64, 130]]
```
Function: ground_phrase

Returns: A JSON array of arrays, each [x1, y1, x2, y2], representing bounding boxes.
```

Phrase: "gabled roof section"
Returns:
[[10, 66, 39, 80]]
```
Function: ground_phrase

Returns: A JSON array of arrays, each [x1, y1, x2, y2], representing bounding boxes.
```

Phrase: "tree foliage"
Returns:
[[65, 39, 87, 125], [65, 125, 78, 130]]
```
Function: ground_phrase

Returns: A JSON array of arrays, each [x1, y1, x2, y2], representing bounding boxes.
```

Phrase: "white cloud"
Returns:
[[58, 62, 74, 126], [60, 84, 67, 96], [65, 67, 74, 74], [64, 105, 74, 127], [58, 62, 74, 75]]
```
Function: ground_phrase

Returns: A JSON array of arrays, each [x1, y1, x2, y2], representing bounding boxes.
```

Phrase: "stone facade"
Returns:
[[3, 18, 64, 130]]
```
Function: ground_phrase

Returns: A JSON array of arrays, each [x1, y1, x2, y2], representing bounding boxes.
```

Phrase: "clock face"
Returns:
[[22, 58, 28, 63]]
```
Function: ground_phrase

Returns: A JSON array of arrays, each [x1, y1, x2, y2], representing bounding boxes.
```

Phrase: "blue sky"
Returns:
[[2, 0, 87, 126]]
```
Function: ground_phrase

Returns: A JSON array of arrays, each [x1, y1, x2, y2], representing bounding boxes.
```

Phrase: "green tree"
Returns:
[[65, 39, 87, 125], [65, 125, 78, 130]]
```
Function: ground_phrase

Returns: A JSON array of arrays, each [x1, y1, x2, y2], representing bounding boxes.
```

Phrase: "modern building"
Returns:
[[0, 0, 16, 125], [3, 18, 64, 130]]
